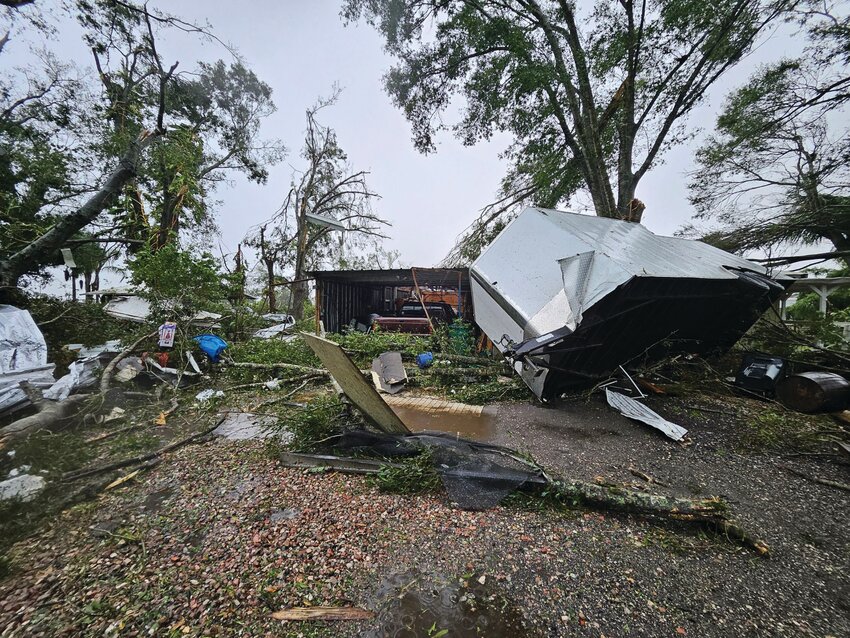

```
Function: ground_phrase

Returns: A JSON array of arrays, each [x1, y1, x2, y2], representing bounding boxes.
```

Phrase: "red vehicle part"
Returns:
[[372, 316, 432, 335]]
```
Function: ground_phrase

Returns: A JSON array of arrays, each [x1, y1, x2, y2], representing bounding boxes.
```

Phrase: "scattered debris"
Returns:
[[734, 354, 787, 396], [415, 351, 434, 368], [254, 314, 296, 339], [0, 473, 46, 502], [371, 351, 407, 394], [303, 334, 410, 434], [193, 334, 228, 363], [470, 208, 788, 401], [97, 288, 223, 326], [158, 321, 177, 348], [271, 606, 375, 621], [42, 355, 100, 401], [0, 305, 56, 417], [104, 469, 141, 491], [65, 339, 122, 359], [100, 331, 157, 394], [196, 389, 225, 402], [605, 389, 688, 441]]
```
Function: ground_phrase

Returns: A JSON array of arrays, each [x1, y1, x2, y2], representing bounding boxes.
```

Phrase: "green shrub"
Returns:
[[368, 449, 441, 494], [282, 395, 346, 452]]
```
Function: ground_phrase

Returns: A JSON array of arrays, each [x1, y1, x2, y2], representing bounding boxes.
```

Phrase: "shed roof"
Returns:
[[309, 267, 469, 288]]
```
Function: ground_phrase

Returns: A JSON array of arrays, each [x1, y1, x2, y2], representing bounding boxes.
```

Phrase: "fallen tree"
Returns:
[[0, 393, 91, 446]]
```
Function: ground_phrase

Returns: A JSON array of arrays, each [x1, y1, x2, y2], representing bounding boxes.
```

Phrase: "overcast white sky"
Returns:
[[4, 0, 802, 285]]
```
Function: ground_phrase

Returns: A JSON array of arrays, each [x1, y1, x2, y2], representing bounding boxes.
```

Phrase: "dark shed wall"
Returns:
[[312, 268, 473, 334]]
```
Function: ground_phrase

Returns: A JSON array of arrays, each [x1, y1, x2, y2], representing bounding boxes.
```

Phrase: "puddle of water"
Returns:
[[391, 406, 496, 441], [366, 572, 525, 638], [213, 412, 288, 441], [140, 487, 175, 514]]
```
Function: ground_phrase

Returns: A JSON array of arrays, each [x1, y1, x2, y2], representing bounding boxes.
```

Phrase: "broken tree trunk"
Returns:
[[552, 479, 769, 556], [0, 394, 91, 445]]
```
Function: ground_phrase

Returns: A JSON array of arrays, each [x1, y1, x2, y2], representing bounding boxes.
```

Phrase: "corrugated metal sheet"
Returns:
[[470, 208, 788, 401]]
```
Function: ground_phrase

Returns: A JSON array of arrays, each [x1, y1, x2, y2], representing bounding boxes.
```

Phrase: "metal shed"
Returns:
[[470, 207, 789, 401], [310, 268, 472, 333]]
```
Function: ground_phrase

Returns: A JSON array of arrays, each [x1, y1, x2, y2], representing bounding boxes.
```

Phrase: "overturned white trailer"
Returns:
[[470, 208, 787, 402]]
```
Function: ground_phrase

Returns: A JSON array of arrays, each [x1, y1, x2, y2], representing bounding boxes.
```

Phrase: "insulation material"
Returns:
[[470, 208, 789, 401], [0, 306, 56, 416]]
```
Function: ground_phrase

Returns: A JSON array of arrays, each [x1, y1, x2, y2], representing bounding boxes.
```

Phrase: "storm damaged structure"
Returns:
[[470, 208, 788, 402]]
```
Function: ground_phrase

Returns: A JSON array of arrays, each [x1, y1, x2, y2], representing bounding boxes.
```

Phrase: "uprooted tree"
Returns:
[[0, 0, 283, 303], [246, 90, 390, 321], [687, 0, 850, 268], [344, 0, 796, 263]]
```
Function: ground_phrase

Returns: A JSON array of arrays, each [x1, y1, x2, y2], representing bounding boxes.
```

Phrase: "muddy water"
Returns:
[[366, 572, 525, 638], [390, 406, 497, 441]]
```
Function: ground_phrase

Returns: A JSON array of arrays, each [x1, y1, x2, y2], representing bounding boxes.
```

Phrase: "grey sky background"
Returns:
[[4, 0, 804, 291]]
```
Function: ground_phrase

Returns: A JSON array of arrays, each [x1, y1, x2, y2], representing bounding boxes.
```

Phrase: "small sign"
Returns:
[[158, 322, 177, 348]]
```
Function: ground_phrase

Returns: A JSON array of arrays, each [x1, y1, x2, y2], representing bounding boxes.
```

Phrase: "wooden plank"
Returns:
[[279, 451, 403, 474], [302, 334, 410, 434], [271, 606, 375, 621]]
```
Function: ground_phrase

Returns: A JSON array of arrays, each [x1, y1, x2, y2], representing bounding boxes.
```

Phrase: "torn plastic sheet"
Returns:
[[0, 306, 56, 416], [262, 313, 296, 325], [253, 323, 295, 340], [605, 389, 687, 441], [42, 356, 101, 401], [470, 207, 789, 401]]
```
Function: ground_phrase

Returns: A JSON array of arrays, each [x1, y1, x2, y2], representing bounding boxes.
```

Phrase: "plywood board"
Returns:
[[302, 334, 410, 434]]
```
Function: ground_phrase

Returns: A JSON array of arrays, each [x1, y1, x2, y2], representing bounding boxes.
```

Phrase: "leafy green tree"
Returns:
[[344, 0, 793, 263], [0, 49, 85, 292], [689, 1, 849, 267], [80, 2, 284, 250], [128, 242, 225, 321], [0, 0, 282, 301]]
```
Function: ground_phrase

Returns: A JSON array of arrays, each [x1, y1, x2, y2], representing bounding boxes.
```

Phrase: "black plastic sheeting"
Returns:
[[506, 270, 787, 401], [332, 430, 545, 510]]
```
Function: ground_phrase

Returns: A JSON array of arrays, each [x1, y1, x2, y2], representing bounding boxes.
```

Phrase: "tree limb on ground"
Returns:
[[779, 465, 850, 493], [228, 361, 328, 376], [277, 449, 769, 555], [62, 416, 225, 482], [551, 479, 770, 556]]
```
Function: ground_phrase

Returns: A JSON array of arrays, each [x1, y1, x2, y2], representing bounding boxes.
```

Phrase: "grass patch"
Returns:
[[736, 403, 829, 452], [450, 378, 531, 405]]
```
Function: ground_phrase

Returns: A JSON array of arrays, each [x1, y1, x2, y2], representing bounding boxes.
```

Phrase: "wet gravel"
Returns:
[[0, 396, 847, 637]]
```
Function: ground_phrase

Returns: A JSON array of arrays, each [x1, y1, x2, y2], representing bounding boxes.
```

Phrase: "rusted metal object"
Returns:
[[776, 372, 850, 413]]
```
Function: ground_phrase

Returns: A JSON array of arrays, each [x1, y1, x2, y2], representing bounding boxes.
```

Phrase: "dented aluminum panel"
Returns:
[[470, 208, 788, 401]]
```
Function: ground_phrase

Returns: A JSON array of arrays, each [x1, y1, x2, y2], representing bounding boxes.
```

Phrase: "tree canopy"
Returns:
[[344, 0, 794, 263], [689, 0, 850, 267], [0, 0, 283, 301]]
